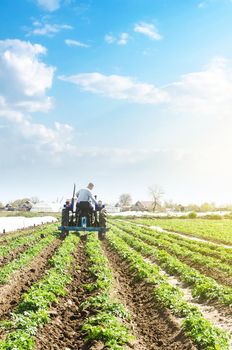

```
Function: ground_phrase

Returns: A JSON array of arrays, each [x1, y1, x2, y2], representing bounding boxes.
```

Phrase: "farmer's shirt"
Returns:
[[76, 188, 97, 205]]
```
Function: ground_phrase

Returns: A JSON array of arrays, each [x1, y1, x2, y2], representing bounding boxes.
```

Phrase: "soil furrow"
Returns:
[[0, 238, 61, 319], [0, 227, 39, 244], [137, 232, 232, 288], [102, 240, 196, 350], [35, 240, 95, 350], [0, 237, 42, 267], [142, 257, 232, 346], [168, 254, 232, 288]]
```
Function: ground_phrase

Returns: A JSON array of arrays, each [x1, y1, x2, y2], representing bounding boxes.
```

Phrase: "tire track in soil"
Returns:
[[102, 240, 197, 350], [35, 240, 106, 350], [0, 238, 61, 320]]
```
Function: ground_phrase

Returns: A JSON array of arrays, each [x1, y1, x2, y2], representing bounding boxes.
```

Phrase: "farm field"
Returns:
[[125, 217, 232, 245], [0, 219, 231, 349]]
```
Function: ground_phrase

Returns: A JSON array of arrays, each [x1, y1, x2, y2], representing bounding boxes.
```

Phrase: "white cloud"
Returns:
[[65, 39, 89, 48], [28, 21, 73, 36], [118, 33, 129, 46], [36, 0, 61, 11], [60, 57, 232, 115], [0, 39, 55, 112], [59, 73, 169, 104], [0, 40, 74, 155], [0, 97, 74, 154], [70, 146, 177, 164], [104, 34, 115, 44], [134, 22, 162, 40], [167, 57, 232, 117], [104, 32, 130, 45]]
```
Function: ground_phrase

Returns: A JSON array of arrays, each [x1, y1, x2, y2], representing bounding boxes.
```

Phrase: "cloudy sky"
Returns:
[[1, 0, 232, 205]]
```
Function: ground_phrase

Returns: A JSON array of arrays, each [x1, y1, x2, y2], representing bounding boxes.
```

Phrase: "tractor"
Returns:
[[58, 185, 108, 240]]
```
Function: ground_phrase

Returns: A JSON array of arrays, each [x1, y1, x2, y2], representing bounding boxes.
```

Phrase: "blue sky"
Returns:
[[1, 0, 232, 205]]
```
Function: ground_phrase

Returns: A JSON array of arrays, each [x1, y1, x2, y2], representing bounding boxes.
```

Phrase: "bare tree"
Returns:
[[119, 193, 132, 208], [30, 196, 39, 204], [148, 185, 164, 212]]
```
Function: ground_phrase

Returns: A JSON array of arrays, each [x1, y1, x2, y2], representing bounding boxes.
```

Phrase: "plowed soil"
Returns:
[[0, 237, 41, 267], [0, 238, 61, 320], [0, 228, 37, 244], [35, 239, 196, 350], [102, 241, 196, 350], [35, 240, 95, 350], [173, 256, 232, 288]]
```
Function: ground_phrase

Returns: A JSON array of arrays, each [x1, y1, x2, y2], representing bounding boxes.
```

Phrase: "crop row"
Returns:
[[107, 227, 230, 349], [111, 223, 232, 308], [115, 221, 232, 282], [0, 233, 80, 350], [0, 225, 50, 244], [81, 233, 133, 350], [0, 225, 56, 259], [129, 218, 232, 245], [120, 219, 232, 263], [0, 226, 58, 285]]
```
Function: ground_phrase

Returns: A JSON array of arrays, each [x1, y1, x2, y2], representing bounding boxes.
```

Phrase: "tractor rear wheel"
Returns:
[[61, 208, 69, 226], [60, 230, 68, 240], [98, 230, 106, 240], [99, 209, 107, 228]]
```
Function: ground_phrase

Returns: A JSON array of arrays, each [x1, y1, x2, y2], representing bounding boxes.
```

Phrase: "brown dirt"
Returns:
[[0, 228, 38, 244], [35, 240, 135, 350], [35, 239, 197, 350], [137, 233, 232, 289], [35, 240, 106, 350], [148, 242, 232, 288], [102, 241, 196, 350], [0, 238, 61, 319], [0, 237, 41, 267], [174, 255, 232, 288]]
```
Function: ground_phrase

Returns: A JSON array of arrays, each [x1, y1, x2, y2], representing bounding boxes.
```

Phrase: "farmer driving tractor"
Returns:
[[60, 182, 107, 239]]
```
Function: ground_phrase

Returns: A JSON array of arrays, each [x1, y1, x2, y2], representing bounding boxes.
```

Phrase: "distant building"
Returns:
[[105, 205, 121, 213], [131, 201, 153, 211], [18, 200, 33, 211], [31, 202, 62, 213], [5, 204, 15, 211]]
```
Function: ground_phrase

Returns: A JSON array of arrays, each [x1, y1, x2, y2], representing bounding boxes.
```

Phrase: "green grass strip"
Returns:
[[0, 233, 79, 350]]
